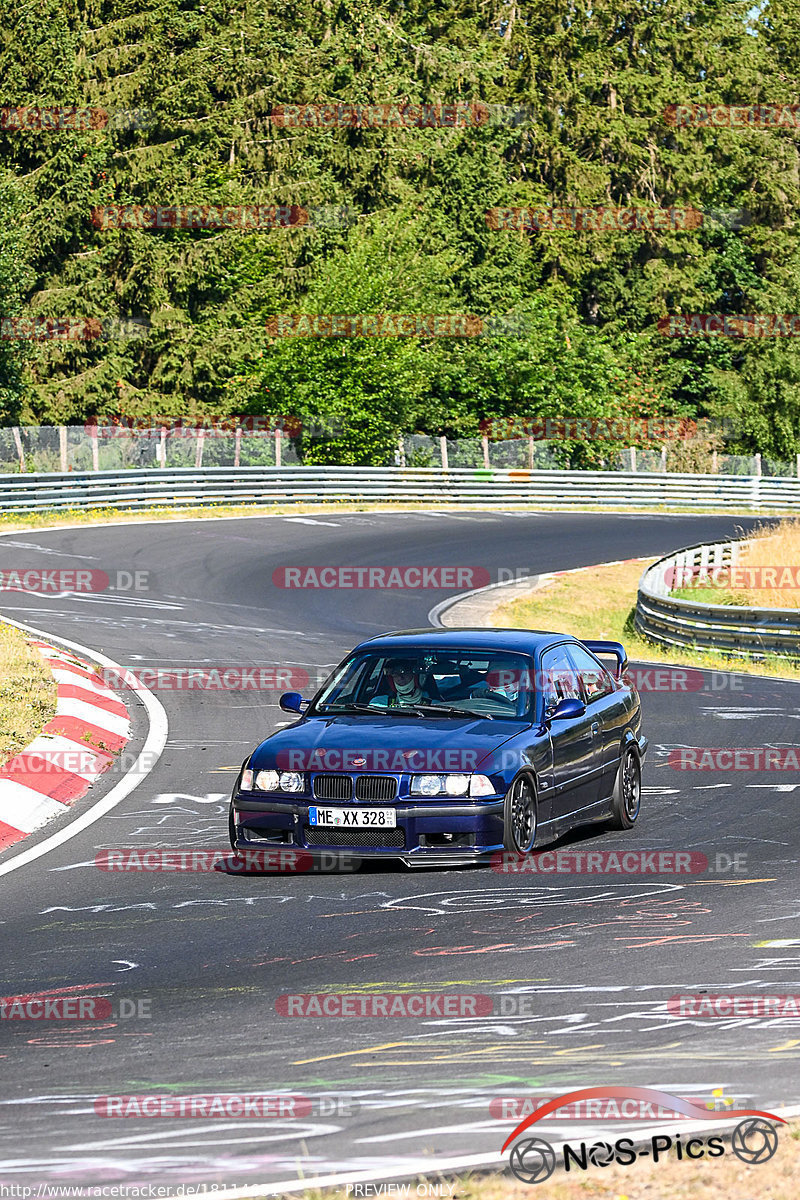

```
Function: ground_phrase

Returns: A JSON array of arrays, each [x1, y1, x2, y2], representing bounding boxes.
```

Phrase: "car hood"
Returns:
[[249, 713, 526, 773]]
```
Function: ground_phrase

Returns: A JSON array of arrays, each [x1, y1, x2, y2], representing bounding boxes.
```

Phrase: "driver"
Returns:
[[374, 658, 427, 708]]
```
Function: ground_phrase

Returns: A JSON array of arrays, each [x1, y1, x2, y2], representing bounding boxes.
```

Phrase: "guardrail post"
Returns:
[[275, 428, 282, 467], [796, 452, 800, 479], [755, 452, 762, 476], [528, 435, 534, 469], [712, 449, 718, 474], [630, 446, 637, 472], [481, 435, 489, 469], [59, 425, 67, 472], [660, 445, 667, 472], [11, 427, 25, 473], [440, 435, 448, 470], [158, 426, 166, 468], [90, 426, 99, 471], [234, 425, 242, 468], [194, 428, 205, 469]]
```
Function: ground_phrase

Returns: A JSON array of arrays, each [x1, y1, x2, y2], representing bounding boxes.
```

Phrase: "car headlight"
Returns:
[[445, 773, 470, 796], [255, 769, 280, 792], [240, 768, 254, 791], [278, 771, 304, 792], [469, 774, 495, 797], [411, 774, 444, 796], [410, 774, 471, 797]]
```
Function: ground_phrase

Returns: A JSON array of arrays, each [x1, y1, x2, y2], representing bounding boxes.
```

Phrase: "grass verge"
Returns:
[[492, 557, 800, 682], [0, 501, 779, 534], [0, 622, 57, 764]]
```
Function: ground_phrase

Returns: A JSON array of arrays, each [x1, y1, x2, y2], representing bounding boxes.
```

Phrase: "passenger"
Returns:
[[471, 658, 523, 706]]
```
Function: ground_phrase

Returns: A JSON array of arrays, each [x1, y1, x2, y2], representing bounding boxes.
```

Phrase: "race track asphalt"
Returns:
[[1, 509, 798, 1191]]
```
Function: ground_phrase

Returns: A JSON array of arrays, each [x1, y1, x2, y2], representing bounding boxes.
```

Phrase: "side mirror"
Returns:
[[549, 696, 586, 721], [279, 691, 306, 714]]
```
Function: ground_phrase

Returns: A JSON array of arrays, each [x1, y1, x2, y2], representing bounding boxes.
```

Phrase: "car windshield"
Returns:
[[311, 649, 534, 719]]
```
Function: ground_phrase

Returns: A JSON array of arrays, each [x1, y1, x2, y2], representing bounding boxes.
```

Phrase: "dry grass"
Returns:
[[670, 518, 800, 609], [0, 623, 56, 763], [737, 518, 800, 608], [299, 1120, 800, 1200], [492, 557, 800, 681]]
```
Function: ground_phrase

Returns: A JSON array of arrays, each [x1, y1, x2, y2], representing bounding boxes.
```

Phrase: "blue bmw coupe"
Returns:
[[229, 629, 648, 867]]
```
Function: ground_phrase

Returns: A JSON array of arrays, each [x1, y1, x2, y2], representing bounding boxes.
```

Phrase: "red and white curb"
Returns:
[[0, 640, 131, 852]]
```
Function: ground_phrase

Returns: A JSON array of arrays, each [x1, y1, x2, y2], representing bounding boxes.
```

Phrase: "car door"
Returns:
[[565, 643, 621, 801], [539, 644, 601, 819]]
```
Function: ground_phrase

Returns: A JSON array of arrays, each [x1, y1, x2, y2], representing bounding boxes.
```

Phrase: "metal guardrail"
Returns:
[[636, 538, 800, 658], [3, 465, 800, 514]]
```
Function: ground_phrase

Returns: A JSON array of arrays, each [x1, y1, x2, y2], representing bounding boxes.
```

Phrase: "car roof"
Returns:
[[352, 629, 575, 655]]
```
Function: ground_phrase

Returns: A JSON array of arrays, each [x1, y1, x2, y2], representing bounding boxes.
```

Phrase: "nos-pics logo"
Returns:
[[502, 1086, 783, 1184]]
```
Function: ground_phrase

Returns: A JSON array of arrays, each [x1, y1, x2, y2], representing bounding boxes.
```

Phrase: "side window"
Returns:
[[539, 646, 582, 710], [567, 644, 615, 703]]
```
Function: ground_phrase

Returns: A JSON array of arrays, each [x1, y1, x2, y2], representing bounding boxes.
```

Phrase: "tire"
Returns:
[[503, 773, 538, 854], [608, 743, 641, 829]]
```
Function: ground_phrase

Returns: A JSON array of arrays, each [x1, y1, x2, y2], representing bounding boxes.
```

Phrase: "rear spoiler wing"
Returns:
[[582, 640, 628, 680]]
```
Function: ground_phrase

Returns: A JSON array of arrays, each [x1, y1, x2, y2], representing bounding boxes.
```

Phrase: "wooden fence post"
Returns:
[[11, 427, 25, 473]]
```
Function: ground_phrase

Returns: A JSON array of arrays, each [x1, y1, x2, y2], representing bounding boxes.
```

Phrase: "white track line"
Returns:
[[0, 615, 168, 879]]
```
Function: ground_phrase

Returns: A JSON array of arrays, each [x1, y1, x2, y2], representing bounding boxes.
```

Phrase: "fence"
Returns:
[[2, 465, 800, 515], [0, 425, 792, 476], [635, 539, 800, 658]]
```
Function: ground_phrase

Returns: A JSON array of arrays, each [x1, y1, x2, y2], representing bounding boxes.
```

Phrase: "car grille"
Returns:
[[355, 775, 397, 801], [304, 825, 405, 849], [312, 774, 399, 802], [313, 774, 352, 801]]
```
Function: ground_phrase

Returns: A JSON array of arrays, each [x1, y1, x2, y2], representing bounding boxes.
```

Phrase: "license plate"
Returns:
[[308, 806, 397, 829]]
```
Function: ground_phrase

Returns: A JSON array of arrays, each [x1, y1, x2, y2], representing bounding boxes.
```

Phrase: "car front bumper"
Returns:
[[231, 795, 506, 866]]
